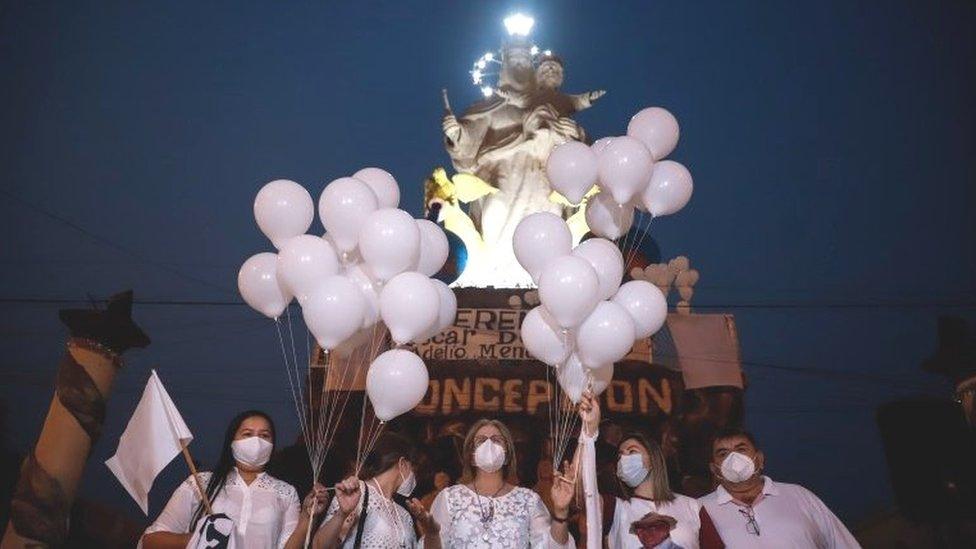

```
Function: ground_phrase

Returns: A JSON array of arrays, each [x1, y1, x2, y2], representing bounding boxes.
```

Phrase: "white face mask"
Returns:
[[617, 453, 649, 487], [473, 439, 506, 473], [231, 436, 273, 468], [397, 466, 417, 497], [720, 452, 757, 483]]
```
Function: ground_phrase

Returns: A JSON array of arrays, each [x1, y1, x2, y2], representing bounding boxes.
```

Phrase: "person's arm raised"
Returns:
[[311, 477, 361, 549], [284, 484, 329, 549], [406, 498, 441, 549]]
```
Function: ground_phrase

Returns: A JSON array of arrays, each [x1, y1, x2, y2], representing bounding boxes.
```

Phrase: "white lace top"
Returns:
[[143, 469, 300, 549], [322, 480, 417, 548], [429, 484, 574, 549]]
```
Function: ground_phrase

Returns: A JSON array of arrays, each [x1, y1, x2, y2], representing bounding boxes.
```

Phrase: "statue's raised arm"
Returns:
[[569, 89, 606, 112]]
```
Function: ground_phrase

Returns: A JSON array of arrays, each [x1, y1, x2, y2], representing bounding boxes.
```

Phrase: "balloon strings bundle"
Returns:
[[354, 406, 385, 477], [317, 321, 389, 477], [546, 362, 581, 468], [617, 211, 655, 270], [274, 311, 325, 478], [623, 213, 656, 270], [274, 310, 390, 484]]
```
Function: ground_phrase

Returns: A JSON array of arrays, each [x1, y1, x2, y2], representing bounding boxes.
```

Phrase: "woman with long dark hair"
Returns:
[[142, 410, 326, 549], [578, 394, 723, 549], [424, 418, 576, 548], [312, 431, 422, 548]]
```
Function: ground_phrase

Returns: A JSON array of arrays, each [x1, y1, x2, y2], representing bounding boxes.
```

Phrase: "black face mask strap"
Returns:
[[353, 484, 370, 549]]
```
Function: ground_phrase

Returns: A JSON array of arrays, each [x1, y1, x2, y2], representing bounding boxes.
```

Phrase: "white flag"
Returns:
[[106, 369, 193, 514]]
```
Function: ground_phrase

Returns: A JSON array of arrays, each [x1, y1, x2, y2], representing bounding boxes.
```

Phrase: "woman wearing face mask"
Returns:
[[578, 394, 724, 549], [424, 419, 576, 548], [313, 432, 423, 548], [142, 410, 327, 549]]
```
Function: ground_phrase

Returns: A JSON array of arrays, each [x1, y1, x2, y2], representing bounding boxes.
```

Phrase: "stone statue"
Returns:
[[442, 40, 605, 287]]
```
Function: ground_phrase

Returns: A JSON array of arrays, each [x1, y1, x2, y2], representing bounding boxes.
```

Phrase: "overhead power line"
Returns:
[[0, 188, 234, 295]]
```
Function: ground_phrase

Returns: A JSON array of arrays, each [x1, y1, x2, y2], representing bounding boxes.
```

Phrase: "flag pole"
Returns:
[[180, 443, 213, 516]]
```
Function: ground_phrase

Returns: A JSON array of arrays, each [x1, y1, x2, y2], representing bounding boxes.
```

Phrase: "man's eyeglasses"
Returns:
[[738, 507, 760, 536]]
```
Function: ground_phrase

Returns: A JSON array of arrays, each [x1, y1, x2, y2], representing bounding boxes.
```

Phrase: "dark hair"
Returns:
[[618, 431, 674, 503], [359, 432, 418, 480], [709, 427, 758, 454], [189, 410, 276, 530]]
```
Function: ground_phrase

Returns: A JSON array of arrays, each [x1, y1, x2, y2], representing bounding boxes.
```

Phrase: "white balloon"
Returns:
[[238, 252, 291, 319], [538, 255, 601, 329], [302, 275, 366, 350], [641, 160, 693, 218], [359, 208, 420, 281], [572, 238, 624, 301], [275, 235, 340, 304], [513, 212, 573, 282], [354, 167, 400, 209], [585, 191, 634, 240], [430, 279, 458, 334], [597, 136, 654, 205], [589, 362, 614, 396], [520, 306, 573, 366], [576, 301, 636, 368], [366, 349, 429, 421], [557, 354, 613, 404], [612, 280, 668, 339], [254, 180, 314, 249], [380, 272, 439, 345], [319, 177, 379, 253], [344, 263, 381, 328], [415, 219, 450, 277], [627, 107, 680, 160], [546, 141, 598, 205]]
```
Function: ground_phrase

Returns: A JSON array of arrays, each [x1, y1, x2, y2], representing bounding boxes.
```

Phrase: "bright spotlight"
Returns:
[[504, 13, 534, 36]]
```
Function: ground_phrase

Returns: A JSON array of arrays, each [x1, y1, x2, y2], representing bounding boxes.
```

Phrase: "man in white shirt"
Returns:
[[698, 428, 861, 548]]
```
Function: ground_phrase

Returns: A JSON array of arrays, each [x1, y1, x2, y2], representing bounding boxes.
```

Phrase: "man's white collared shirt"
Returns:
[[698, 476, 860, 548]]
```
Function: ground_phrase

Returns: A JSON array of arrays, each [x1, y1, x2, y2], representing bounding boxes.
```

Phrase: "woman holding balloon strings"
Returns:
[[422, 419, 577, 549], [312, 432, 433, 549], [142, 410, 328, 549], [576, 394, 725, 549]]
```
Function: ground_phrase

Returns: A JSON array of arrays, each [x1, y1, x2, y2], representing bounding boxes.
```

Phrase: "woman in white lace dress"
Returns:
[[142, 410, 327, 549], [313, 432, 422, 548], [423, 419, 576, 549]]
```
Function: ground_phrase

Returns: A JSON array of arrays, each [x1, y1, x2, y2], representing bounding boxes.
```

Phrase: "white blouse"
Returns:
[[322, 480, 417, 548], [608, 494, 702, 549], [143, 468, 300, 549], [429, 484, 574, 548]]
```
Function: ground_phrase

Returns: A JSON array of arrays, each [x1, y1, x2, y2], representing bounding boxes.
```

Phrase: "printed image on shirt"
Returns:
[[189, 513, 236, 549]]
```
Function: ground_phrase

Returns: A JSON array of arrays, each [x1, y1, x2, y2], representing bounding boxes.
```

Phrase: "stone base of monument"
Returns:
[[300, 286, 744, 501]]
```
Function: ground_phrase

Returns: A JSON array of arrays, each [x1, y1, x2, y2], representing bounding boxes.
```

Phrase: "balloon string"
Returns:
[[545, 365, 557, 468], [275, 317, 313, 473], [620, 210, 643, 268], [618, 207, 635, 258], [275, 318, 305, 437], [625, 214, 655, 271]]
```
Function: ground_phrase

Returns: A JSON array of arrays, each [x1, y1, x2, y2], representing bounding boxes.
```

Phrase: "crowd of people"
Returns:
[[141, 395, 860, 548]]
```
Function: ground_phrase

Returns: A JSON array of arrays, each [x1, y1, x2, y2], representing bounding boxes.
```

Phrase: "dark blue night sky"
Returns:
[[1, 1, 974, 526]]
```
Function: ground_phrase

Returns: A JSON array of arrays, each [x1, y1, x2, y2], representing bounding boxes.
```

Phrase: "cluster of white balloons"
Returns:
[[515, 212, 668, 402], [546, 106, 694, 239], [238, 169, 455, 421]]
